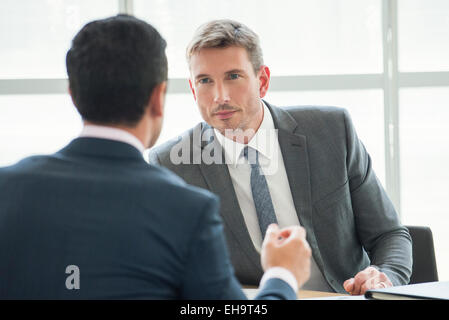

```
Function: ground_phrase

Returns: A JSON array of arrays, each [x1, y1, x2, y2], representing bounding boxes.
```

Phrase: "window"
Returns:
[[398, 0, 449, 72], [0, 94, 82, 166], [400, 87, 449, 278], [0, 0, 118, 79], [134, 0, 383, 77]]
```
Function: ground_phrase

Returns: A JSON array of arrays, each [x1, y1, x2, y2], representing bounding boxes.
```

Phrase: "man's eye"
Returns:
[[199, 78, 211, 84], [229, 73, 240, 80]]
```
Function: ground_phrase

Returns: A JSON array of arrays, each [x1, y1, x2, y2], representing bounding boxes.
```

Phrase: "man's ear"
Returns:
[[148, 81, 167, 117], [258, 65, 270, 98], [68, 86, 77, 107], [188, 78, 197, 101]]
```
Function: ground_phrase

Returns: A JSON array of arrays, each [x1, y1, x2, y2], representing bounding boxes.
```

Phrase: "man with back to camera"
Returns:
[[149, 19, 413, 295], [0, 14, 312, 299]]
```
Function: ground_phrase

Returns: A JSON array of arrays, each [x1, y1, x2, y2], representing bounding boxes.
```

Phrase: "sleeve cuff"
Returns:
[[259, 267, 298, 293]]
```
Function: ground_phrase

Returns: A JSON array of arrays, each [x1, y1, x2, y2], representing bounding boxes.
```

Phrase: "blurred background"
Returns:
[[0, 0, 448, 281]]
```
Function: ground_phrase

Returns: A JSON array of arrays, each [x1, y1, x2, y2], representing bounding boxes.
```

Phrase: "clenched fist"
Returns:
[[261, 224, 312, 290]]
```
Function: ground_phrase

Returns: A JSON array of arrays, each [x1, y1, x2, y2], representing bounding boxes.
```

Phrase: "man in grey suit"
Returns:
[[149, 19, 413, 295]]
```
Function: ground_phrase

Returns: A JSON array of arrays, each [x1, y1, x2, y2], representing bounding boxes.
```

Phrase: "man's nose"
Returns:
[[213, 82, 230, 105]]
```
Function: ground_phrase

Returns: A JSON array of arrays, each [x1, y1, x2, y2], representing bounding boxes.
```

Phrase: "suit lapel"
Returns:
[[266, 102, 325, 271], [195, 123, 262, 269], [266, 103, 313, 230]]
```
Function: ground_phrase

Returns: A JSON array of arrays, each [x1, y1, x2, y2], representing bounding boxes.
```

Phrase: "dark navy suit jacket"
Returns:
[[0, 137, 295, 299]]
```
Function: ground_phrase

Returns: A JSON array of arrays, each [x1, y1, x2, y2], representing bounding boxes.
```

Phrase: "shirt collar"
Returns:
[[79, 124, 145, 154], [213, 101, 277, 167]]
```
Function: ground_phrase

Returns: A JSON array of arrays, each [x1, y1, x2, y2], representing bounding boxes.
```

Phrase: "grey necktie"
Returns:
[[243, 146, 278, 238]]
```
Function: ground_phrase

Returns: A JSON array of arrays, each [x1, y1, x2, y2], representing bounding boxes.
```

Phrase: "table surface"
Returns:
[[298, 290, 348, 299], [243, 288, 349, 299]]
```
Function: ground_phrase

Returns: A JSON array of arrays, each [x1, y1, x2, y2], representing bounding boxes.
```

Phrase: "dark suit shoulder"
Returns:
[[144, 162, 217, 205], [0, 154, 57, 176], [1, 151, 216, 213], [134, 160, 218, 229]]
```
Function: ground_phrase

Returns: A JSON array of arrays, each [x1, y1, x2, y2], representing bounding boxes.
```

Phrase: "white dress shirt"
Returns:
[[79, 124, 145, 154], [214, 101, 333, 292]]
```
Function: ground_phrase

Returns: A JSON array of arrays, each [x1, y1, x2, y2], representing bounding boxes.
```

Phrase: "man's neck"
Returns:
[[82, 121, 146, 153]]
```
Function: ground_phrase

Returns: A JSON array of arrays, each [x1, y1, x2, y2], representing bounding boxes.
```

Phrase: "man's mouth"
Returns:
[[215, 110, 237, 120]]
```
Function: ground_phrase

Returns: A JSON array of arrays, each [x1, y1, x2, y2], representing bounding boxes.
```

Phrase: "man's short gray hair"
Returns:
[[186, 19, 264, 74]]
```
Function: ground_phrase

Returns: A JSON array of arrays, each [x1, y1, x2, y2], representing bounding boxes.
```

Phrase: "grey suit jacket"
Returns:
[[149, 102, 412, 293]]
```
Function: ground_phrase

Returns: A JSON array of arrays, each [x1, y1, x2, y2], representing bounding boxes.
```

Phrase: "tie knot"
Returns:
[[242, 146, 259, 166]]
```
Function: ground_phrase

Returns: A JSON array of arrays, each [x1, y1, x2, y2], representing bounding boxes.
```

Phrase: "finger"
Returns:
[[262, 223, 279, 243], [343, 278, 354, 294], [374, 272, 393, 289], [352, 275, 368, 295], [352, 281, 364, 296], [352, 276, 367, 295], [284, 227, 310, 253], [276, 227, 311, 260], [352, 267, 377, 295], [294, 226, 307, 239], [371, 278, 390, 290], [276, 228, 291, 243], [280, 226, 307, 242], [361, 266, 378, 278], [373, 281, 386, 290], [360, 277, 377, 295], [278, 228, 292, 239], [356, 267, 387, 295], [378, 272, 393, 286]]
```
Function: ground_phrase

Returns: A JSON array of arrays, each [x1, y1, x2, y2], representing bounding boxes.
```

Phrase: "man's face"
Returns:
[[189, 46, 270, 135]]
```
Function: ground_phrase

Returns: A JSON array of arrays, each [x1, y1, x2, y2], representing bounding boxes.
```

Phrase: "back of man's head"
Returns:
[[66, 14, 167, 127]]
